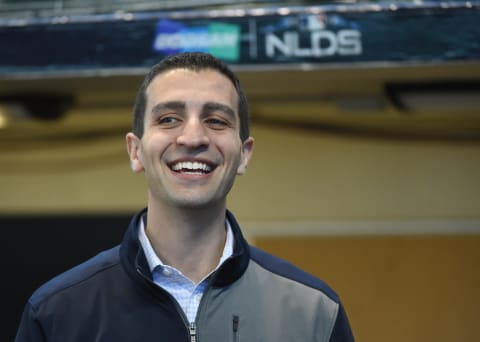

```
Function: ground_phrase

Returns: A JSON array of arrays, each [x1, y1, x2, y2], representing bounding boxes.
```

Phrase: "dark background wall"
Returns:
[[1, 214, 132, 342]]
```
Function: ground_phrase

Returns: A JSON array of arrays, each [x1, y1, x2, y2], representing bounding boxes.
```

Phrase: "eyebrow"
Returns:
[[203, 102, 236, 121], [151, 101, 186, 116]]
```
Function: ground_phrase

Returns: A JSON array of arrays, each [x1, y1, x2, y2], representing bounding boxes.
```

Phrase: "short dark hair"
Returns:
[[132, 52, 250, 141]]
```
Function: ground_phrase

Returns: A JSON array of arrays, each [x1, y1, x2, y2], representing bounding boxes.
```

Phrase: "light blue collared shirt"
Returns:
[[138, 217, 234, 323]]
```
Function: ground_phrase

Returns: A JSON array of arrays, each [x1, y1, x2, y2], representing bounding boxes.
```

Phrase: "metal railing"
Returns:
[[0, 0, 466, 19], [0, 0, 285, 18]]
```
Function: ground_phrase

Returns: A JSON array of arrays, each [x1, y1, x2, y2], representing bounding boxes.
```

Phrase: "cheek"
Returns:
[[229, 145, 244, 169], [142, 137, 171, 165]]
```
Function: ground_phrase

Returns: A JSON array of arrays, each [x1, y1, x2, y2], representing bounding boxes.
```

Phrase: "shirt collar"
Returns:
[[138, 216, 234, 274]]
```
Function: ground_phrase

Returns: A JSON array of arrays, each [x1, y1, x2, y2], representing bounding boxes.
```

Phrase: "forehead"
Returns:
[[146, 68, 238, 107]]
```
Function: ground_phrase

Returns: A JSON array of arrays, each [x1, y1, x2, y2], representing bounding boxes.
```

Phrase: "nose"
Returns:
[[176, 117, 210, 148]]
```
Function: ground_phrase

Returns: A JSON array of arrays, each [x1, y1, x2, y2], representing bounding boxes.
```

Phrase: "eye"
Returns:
[[205, 117, 231, 130], [157, 115, 181, 127]]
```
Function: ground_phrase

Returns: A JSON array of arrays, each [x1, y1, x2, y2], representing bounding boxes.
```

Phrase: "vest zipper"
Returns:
[[232, 315, 239, 342], [189, 322, 197, 342]]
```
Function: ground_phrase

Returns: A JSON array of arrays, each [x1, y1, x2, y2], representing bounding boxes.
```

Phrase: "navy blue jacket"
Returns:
[[15, 208, 354, 342]]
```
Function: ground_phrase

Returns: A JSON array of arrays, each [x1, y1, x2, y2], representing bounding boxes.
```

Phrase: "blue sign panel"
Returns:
[[0, 3, 479, 76]]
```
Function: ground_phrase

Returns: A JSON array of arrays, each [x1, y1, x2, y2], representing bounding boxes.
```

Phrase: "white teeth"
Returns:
[[171, 161, 212, 173]]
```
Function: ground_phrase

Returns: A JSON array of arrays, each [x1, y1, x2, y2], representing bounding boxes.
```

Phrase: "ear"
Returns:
[[126, 132, 144, 173], [237, 137, 254, 175]]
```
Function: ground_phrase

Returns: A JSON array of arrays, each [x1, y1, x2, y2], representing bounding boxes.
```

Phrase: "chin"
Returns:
[[169, 195, 220, 210]]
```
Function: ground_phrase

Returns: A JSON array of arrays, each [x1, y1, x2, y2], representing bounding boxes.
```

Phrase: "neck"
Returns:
[[145, 199, 228, 283]]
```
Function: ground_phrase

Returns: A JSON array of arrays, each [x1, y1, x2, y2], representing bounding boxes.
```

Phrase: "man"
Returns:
[[15, 52, 354, 341]]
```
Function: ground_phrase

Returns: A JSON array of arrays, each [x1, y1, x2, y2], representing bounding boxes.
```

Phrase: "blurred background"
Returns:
[[1, 0, 479, 341]]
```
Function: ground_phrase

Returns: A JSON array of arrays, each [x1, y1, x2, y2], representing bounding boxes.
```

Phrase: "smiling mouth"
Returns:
[[170, 161, 214, 175]]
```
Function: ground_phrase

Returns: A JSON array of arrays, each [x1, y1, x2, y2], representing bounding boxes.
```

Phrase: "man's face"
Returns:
[[126, 68, 254, 209]]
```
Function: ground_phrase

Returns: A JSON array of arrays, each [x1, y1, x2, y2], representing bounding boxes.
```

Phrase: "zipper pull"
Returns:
[[189, 322, 197, 342], [232, 315, 239, 342]]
